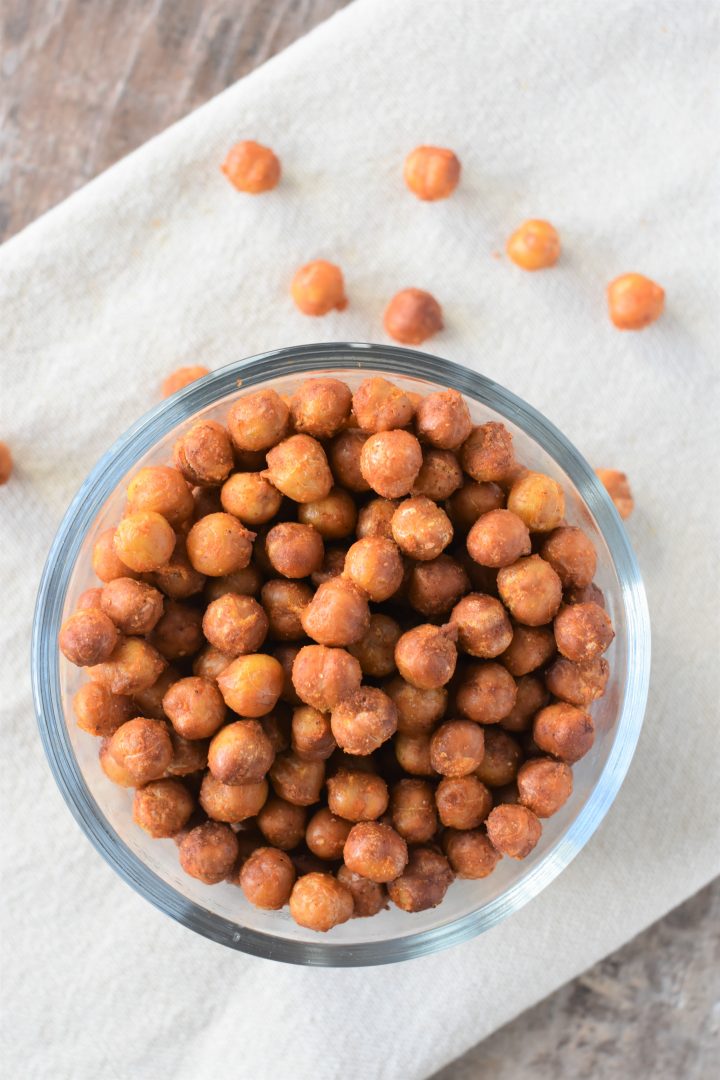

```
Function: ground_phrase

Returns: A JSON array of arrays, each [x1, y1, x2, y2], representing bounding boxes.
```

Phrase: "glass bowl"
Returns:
[[32, 342, 650, 966]]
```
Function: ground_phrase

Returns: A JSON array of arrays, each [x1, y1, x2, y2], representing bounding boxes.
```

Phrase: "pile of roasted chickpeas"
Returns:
[[59, 375, 617, 932]]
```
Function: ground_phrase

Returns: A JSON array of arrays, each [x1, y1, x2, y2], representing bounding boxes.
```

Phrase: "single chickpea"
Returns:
[[161, 365, 209, 398], [290, 378, 352, 438], [408, 555, 469, 618], [607, 273, 664, 330], [383, 288, 443, 345], [133, 779, 194, 838], [221, 140, 280, 193], [186, 513, 255, 577], [387, 847, 454, 912], [486, 803, 542, 859], [430, 720, 485, 777], [343, 821, 408, 883], [394, 732, 437, 777], [497, 555, 563, 626], [162, 676, 226, 740], [265, 522, 324, 579], [220, 472, 282, 526], [500, 624, 556, 676], [59, 609, 119, 667], [289, 872, 354, 931], [412, 449, 462, 502], [474, 727, 522, 787], [131, 666, 179, 720], [352, 377, 414, 433], [165, 729, 209, 776], [240, 847, 296, 910], [456, 661, 517, 723], [391, 496, 453, 561], [217, 654, 284, 717], [202, 593, 268, 656], [150, 600, 204, 660], [192, 644, 234, 682], [92, 528, 140, 583], [450, 593, 513, 658], [291, 260, 347, 316], [395, 623, 458, 690], [460, 423, 516, 484], [506, 220, 560, 270], [126, 466, 194, 529], [99, 578, 164, 636], [99, 736, 134, 786], [329, 430, 371, 493], [73, 682, 134, 737], [269, 751, 325, 806], [151, 538, 207, 600], [507, 472, 565, 533], [76, 587, 104, 611], [517, 757, 573, 818], [113, 511, 175, 573], [298, 487, 357, 540], [356, 497, 399, 539], [554, 601, 615, 662], [291, 644, 362, 712], [88, 637, 166, 695], [442, 829, 501, 879], [264, 434, 333, 504], [331, 687, 398, 756], [596, 468, 634, 519], [336, 864, 387, 917], [208, 719, 275, 784], [108, 717, 173, 785], [545, 655, 610, 706], [564, 581, 606, 608], [533, 702, 595, 763], [257, 797, 307, 849], [540, 527, 597, 590], [226, 389, 289, 454], [359, 429, 423, 499], [0, 441, 13, 484], [261, 580, 313, 641], [415, 389, 472, 451], [291, 705, 336, 762], [311, 546, 347, 587], [390, 779, 438, 843], [348, 614, 401, 678], [327, 769, 388, 821], [404, 145, 460, 200], [385, 677, 447, 736], [179, 821, 239, 884], [199, 772, 268, 822], [342, 536, 404, 602], [447, 480, 506, 533], [502, 673, 549, 733], [173, 419, 234, 486], [305, 808, 353, 861], [467, 508, 531, 568]]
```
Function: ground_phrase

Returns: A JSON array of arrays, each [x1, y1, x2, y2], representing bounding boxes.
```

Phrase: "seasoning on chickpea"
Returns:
[[412, 448, 463, 501], [447, 480, 506, 533], [390, 496, 453, 561], [0, 441, 13, 484], [456, 661, 517, 723], [261, 580, 312, 641], [533, 702, 595, 763], [152, 538, 207, 600], [257, 797, 307, 850], [336, 865, 387, 917], [291, 260, 347, 316], [290, 378, 352, 438], [240, 847, 296, 911], [133, 779, 194, 838], [596, 468, 634, 519], [59, 609, 119, 667], [112, 511, 175, 574], [199, 772, 269, 822], [162, 676, 226, 740], [517, 758, 573, 818], [387, 847, 454, 912], [497, 555, 563, 626], [264, 434, 334, 504], [216, 654, 284, 717], [329, 429, 371, 493], [395, 623, 458, 689], [300, 578, 369, 648], [506, 220, 560, 271], [394, 732, 437, 777], [186, 513, 255, 577], [540, 527, 597, 589], [291, 706, 336, 762], [450, 593, 513, 658], [289, 872, 354, 931], [292, 644, 362, 713], [342, 536, 404, 602], [383, 288, 443, 345], [486, 803, 542, 859], [298, 487, 357, 540], [305, 808, 353, 861], [348, 614, 401, 678], [108, 717, 174, 785], [73, 682, 134, 737], [150, 600, 204, 660], [311, 546, 347, 587], [430, 720, 485, 777], [404, 145, 461, 200], [442, 829, 501, 879], [359, 429, 424, 500], [500, 623, 556, 676], [165, 730, 209, 776], [221, 140, 280, 193], [192, 644, 233, 682], [173, 420, 234, 487], [269, 751, 325, 806], [467, 509, 531, 569], [607, 273, 664, 330], [327, 769, 389, 821], [220, 473, 282, 526], [507, 471, 565, 533], [545, 655, 610, 706], [202, 593, 268, 656], [415, 390, 472, 452], [475, 727, 522, 787], [390, 779, 438, 844], [343, 821, 408, 883], [100, 578, 164, 636], [408, 555, 470, 617], [265, 522, 324, 580], [161, 365, 209, 398], [330, 687, 398, 757], [99, 736, 134, 787], [385, 677, 447, 735], [355, 498, 397, 540], [461, 422, 516, 484], [352, 377, 414, 433], [179, 821, 239, 884], [554, 601, 614, 662], [89, 637, 166, 695]]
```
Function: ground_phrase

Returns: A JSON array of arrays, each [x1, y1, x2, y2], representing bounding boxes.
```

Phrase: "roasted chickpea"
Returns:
[[506, 472, 564, 533], [497, 555, 562, 626], [289, 377, 352, 439], [162, 676, 226, 740], [291, 644, 362, 712], [415, 390, 471, 452], [342, 537, 404, 602], [385, 677, 447, 736], [450, 593, 513, 658], [257, 797, 307, 849], [506, 220, 560, 270], [201, 593, 268, 656], [394, 732, 436, 777], [240, 847, 295, 910], [221, 140, 280, 193], [390, 497, 453, 562], [76, 587, 104, 611], [564, 581, 606, 608], [474, 727, 522, 787], [151, 538, 207, 599], [298, 578, 368, 648], [99, 736, 134, 786], [263, 434, 334, 504], [266, 524, 325, 582], [596, 468, 634, 519], [406, 556, 467, 618], [227, 390, 289, 455], [258, 580, 309, 642], [467, 509, 531, 568], [131, 666, 178, 720], [291, 705, 336, 762], [336, 864, 387, 917], [383, 288, 443, 345], [186, 513, 255, 577], [502, 673, 549, 732], [133, 778, 194, 837], [161, 364, 209, 397], [430, 720, 485, 777], [199, 772, 268, 822], [310, 546, 347, 587], [192, 644, 233, 681], [411, 449, 463, 501], [387, 847, 453, 912], [517, 757, 573, 818], [173, 420, 234, 486], [304, 808, 352, 861], [447, 481, 506, 533], [403, 145, 460, 200], [607, 272, 664, 330], [126, 466, 193, 529], [179, 821, 239, 884], [88, 637, 166, 695], [395, 623, 458, 689], [533, 702, 595, 763], [390, 779, 437, 843], [327, 769, 389, 821], [220, 472, 282, 525], [499, 624, 556, 676], [456, 661, 517, 723], [92, 528, 141, 583], [352, 377, 414, 433], [343, 821, 408, 883], [150, 600, 204, 660], [356, 497, 399, 539], [0, 441, 13, 484], [272, 643, 303, 705], [297, 488, 357, 540], [99, 578, 163, 636], [215, 653, 284, 718], [330, 687, 397, 757], [359, 429, 424, 499], [112, 511, 175, 574], [59, 609, 119, 667], [165, 729, 209, 777], [348, 614, 401, 678], [291, 260, 347, 316], [486, 803, 542, 859], [554, 601, 614, 662], [289, 872, 354, 931], [108, 717, 173, 785], [329, 429, 371, 493], [545, 655, 610, 706], [540, 526, 596, 590], [208, 719, 274, 784], [442, 829, 501, 879], [269, 751, 325, 806], [73, 682, 134, 737], [461, 423, 516, 484]]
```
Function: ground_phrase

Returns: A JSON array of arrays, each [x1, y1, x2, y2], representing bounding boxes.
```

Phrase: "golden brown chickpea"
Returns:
[[352, 377, 414, 433], [554, 601, 614, 662], [289, 871, 354, 930], [111, 511, 176, 573], [240, 847, 295, 910], [0, 440, 13, 484], [442, 829, 501, 879], [391, 497, 453, 562], [297, 488, 357, 540], [517, 757, 573, 818], [264, 522, 324, 580], [289, 377, 352, 438], [192, 644, 233, 682], [328, 429, 371, 493], [131, 666, 179, 719], [226, 388, 289, 454], [186, 513, 255, 578], [88, 637, 166, 695], [390, 779, 438, 843], [150, 600, 204, 660], [607, 272, 664, 330], [257, 796, 307, 849], [208, 719, 274, 784], [299, 578, 368, 647], [506, 220, 560, 270], [259, 580, 311, 642], [447, 481, 506, 533], [202, 593, 268, 656], [292, 644, 362, 712], [407, 556, 469, 618], [385, 677, 447, 735], [173, 420, 234, 486], [92, 528, 141, 583], [486, 803, 542, 858], [404, 145, 460, 200], [305, 808, 352, 861], [73, 682, 134, 737], [152, 538, 207, 599], [507, 472, 565, 533], [497, 555, 563, 626], [533, 702, 595, 763], [461, 423, 516, 484], [59, 609, 119, 667], [564, 581, 606, 608], [394, 732, 437, 777], [348, 614, 401, 678], [475, 727, 522, 787], [161, 364, 209, 397], [220, 472, 282, 526], [217, 653, 285, 716], [221, 140, 280, 193], [540, 527, 596, 589], [360, 429, 423, 499], [595, 467, 634, 519], [450, 593, 513, 658], [199, 772, 268, 822], [467, 509, 531, 569], [336, 864, 387, 917], [430, 719, 485, 777], [383, 288, 443, 345], [456, 661, 517, 723], [501, 673, 549, 732], [76, 587, 104, 611], [327, 769, 389, 821], [264, 434, 334, 505], [126, 466, 194, 528], [165, 729, 209, 776], [331, 687, 398, 756], [179, 821, 239, 883], [99, 736, 134, 786], [99, 578, 163, 636], [411, 449, 463, 501], [291, 260, 347, 316], [133, 778, 194, 837], [343, 821, 408, 883], [291, 705, 336, 762], [108, 717, 173, 785], [162, 676, 226, 740], [545, 655, 610, 706], [395, 623, 458, 690], [387, 847, 453, 911], [356, 497, 399, 539], [269, 751, 325, 806], [342, 537, 404, 602], [499, 623, 556, 677], [415, 390, 472, 451]]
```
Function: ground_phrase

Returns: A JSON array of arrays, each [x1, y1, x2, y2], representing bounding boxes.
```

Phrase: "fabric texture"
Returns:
[[1, 1, 718, 1078]]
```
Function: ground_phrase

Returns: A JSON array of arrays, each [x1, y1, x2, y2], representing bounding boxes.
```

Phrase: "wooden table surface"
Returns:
[[3, 2, 717, 1076]]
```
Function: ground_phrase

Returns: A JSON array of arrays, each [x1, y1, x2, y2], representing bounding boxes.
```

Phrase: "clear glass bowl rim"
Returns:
[[31, 342, 651, 967]]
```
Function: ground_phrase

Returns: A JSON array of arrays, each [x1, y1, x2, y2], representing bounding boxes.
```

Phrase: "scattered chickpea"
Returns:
[[289, 872, 354, 931], [486, 803, 542, 859], [352, 377, 414, 433], [395, 623, 458, 689], [554, 601, 615, 662], [0, 441, 13, 484], [607, 273, 664, 330], [533, 702, 595, 763], [173, 420, 234, 486], [161, 365, 209, 398], [497, 555, 563, 626], [404, 145, 461, 200], [179, 821, 239, 884], [596, 468, 634, 519], [387, 847, 454, 912], [133, 779, 194, 838], [443, 829, 501, 879], [290, 377, 352, 438], [456, 661, 517, 723], [506, 220, 560, 271], [221, 140, 280, 193], [217, 653, 284, 717], [291, 260, 347, 316], [383, 288, 443, 345]]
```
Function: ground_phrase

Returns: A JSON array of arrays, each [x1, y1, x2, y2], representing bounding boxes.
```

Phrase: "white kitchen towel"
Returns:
[[1, 1, 718, 1078]]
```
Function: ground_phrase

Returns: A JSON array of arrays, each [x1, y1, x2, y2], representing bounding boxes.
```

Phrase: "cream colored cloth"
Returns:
[[1, 1, 718, 1077]]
